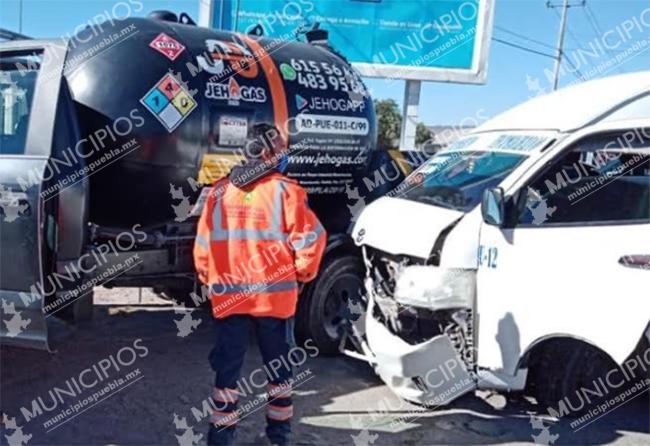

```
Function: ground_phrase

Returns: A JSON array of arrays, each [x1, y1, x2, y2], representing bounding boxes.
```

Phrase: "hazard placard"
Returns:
[[149, 33, 186, 61]]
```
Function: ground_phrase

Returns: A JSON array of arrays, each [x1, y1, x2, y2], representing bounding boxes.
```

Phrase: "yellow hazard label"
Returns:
[[172, 91, 196, 115], [197, 153, 245, 185]]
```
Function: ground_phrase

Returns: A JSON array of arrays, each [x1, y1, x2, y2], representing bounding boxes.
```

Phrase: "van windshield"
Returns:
[[0, 53, 41, 155], [401, 150, 527, 212]]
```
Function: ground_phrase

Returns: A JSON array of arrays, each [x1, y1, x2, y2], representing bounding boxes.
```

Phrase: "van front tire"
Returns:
[[526, 339, 616, 416]]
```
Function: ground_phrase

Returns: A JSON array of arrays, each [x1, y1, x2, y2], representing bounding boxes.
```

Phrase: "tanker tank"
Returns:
[[64, 14, 377, 231]]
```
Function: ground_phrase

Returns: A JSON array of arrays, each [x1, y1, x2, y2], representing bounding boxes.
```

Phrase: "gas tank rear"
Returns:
[[65, 16, 376, 230]]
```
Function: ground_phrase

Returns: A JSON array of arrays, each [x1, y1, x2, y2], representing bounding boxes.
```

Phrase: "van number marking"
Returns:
[[478, 245, 498, 269]]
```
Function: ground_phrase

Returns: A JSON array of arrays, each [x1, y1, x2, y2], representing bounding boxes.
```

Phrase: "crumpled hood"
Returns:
[[352, 196, 463, 259]]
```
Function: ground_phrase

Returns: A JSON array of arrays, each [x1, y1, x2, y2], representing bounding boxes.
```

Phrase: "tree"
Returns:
[[374, 99, 401, 150], [416, 123, 433, 146], [374, 99, 432, 150]]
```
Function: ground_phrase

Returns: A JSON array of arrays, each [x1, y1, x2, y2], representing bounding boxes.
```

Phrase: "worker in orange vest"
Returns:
[[194, 124, 327, 446]]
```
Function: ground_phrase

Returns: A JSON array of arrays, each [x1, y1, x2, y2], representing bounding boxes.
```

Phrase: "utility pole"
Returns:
[[18, 0, 23, 33], [547, 0, 585, 90]]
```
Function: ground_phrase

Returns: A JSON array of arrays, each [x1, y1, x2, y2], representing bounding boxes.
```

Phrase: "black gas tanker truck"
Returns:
[[0, 12, 427, 351]]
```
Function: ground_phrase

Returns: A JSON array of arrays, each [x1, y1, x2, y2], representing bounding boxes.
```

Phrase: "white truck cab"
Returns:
[[350, 71, 650, 411]]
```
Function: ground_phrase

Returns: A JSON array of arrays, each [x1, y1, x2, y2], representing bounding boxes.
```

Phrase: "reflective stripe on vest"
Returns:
[[211, 181, 287, 242], [196, 234, 209, 249], [210, 280, 297, 295]]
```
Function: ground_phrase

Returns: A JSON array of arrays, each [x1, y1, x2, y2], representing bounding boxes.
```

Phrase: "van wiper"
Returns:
[[415, 195, 463, 212]]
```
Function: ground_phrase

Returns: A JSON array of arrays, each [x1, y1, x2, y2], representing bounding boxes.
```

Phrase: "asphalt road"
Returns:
[[1, 288, 648, 446]]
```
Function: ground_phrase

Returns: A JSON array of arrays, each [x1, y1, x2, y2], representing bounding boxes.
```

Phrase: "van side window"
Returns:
[[0, 52, 42, 155], [518, 129, 650, 225]]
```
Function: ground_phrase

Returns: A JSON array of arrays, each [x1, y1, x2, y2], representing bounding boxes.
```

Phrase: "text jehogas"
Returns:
[[205, 78, 267, 105]]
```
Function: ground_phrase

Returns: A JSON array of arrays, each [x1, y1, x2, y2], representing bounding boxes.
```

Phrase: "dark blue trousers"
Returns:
[[208, 315, 294, 446]]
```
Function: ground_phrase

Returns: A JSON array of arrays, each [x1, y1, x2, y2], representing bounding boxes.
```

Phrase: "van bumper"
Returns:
[[364, 307, 475, 406]]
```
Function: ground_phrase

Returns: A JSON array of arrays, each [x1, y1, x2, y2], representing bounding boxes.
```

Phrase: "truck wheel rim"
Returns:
[[323, 273, 363, 340]]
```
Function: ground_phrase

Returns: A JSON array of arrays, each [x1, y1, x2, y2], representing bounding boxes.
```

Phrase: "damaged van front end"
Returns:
[[348, 193, 482, 406], [360, 248, 478, 405], [347, 135, 539, 405]]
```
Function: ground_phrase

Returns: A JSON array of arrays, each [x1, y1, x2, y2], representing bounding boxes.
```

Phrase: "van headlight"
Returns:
[[393, 266, 475, 310]]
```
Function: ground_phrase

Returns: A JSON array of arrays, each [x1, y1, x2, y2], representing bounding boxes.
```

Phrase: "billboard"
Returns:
[[200, 0, 495, 84]]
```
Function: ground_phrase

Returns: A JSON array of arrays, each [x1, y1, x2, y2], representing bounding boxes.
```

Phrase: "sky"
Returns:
[[1, 0, 648, 126]]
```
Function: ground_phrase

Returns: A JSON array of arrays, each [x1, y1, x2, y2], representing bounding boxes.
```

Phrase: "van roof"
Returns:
[[476, 71, 650, 133]]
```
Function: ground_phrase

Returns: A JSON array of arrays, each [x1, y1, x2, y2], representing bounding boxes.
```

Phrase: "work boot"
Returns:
[[266, 419, 291, 446], [255, 431, 291, 446], [207, 424, 235, 446]]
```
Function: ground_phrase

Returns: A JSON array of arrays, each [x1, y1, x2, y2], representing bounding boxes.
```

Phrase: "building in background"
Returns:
[[421, 124, 475, 152]]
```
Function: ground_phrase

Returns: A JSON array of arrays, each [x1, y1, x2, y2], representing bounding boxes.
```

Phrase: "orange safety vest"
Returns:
[[193, 171, 327, 319]]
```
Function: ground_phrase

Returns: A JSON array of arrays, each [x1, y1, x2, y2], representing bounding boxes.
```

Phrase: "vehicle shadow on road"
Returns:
[[294, 356, 649, 446], [1, 305, 648, 446]]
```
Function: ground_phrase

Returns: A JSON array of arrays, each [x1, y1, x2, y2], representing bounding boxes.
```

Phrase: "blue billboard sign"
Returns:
[[200, 0, 495, 83]]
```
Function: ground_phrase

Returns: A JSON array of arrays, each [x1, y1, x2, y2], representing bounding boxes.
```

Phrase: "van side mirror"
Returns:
[[482, 187, 506, 227]]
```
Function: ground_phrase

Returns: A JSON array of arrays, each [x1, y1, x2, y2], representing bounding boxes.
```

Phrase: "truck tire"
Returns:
[[296, 255, 365, 355], [72, 291, 94, 321], [526, 340, 615, 415], [56, 290, 93, 322]]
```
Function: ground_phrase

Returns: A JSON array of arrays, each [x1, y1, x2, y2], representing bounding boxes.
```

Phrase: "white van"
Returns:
[[350, 72, 650, 412]]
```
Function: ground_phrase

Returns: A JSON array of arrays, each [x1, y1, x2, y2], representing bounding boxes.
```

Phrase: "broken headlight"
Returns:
[[393, 266, 475, 310]]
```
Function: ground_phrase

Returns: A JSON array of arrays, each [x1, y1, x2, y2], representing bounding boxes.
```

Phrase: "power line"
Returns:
[[492, 35, 585, 82], [565, 46, 641, 54], [558, 3, 644, 55], [551, 7, 584, 51], [491, 37, 557, 59], [550, 6, 589, 78], [547, 16, 587, 82], [552, 3, 622, 75], [562, 56, 586, 81], [493, 25, 586, 82], [583, 2, 622, 73], [545, 1, 586, 7], [584, 3, 605, 36], [494, 25, 557, 51], [547, 0, 586, 89]]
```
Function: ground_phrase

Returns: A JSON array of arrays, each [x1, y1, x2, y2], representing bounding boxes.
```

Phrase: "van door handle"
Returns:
[[619, 255, 650, 270]]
